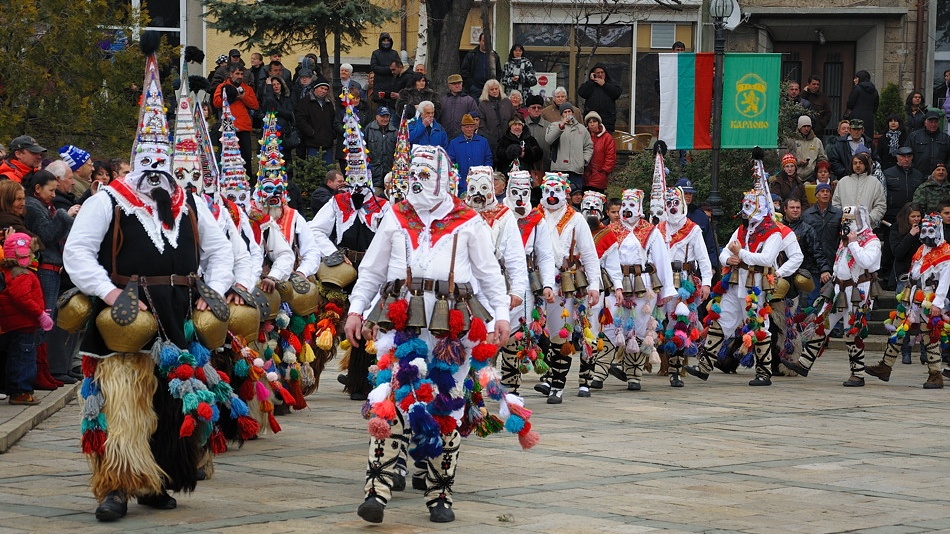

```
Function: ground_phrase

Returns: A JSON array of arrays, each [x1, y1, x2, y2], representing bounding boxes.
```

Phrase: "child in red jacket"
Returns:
[[0, 233, 54, 405]]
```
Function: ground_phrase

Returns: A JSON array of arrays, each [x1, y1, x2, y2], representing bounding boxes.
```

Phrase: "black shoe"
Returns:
[[943, 369, 950, 379], [902, 353, 912, 364], [273, 403, 291, 415], [829, 328, 843, 339], [53, 374, 78, 384], [429, 498, 455, 523], [357, 496, 385, 523], [68, 367, 83, 380], [714, 356, 739, 374], [137, 490, 177, 510], [684, 365, 708, 381], [748, 376, 772, 386], [626, 381, 641, 391], [392, 473, 406, 492], [533, 382, 551, 396], [196, 468, 207, 481], [577, 387, 590, 397], [337, 373, 347, 386], [412, 473, 427, 491], [546, 390, 563, 404], [781, 359, 810, 377], [670, 374, 684, 388], [95, 491, 127, 522], [350, 392, 368, 401], [590, 379, 603, 389], [842, 376, 865, 387], [607, 364, 627, 382]]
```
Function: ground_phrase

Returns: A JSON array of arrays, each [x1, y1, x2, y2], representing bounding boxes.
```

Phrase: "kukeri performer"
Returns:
[[498, 170, 557, 394], [344, 145, 538, 524], [782, 205, 881, 386], [64, 33, 254, 521]]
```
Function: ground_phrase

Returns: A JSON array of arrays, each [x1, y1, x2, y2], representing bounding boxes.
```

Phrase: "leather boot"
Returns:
[[783, 333, 828, 378], [622, 339, 645, 390], [546, 346, 572, 404], [842, 342, 865, 387], [33, 342, 62, 390], [748, 338, 772, 386], [95, 491, 128, 522], [669, 351, 684, 387], [426, 430, 459, 523], [866, 342, 899, 382], [924, 342, 944, 389]]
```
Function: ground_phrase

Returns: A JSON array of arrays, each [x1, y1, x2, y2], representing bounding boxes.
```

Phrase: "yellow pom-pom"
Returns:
[[339, 339, 352, 351], [316, 329, 334, 351], [365, 340, 377, 354]]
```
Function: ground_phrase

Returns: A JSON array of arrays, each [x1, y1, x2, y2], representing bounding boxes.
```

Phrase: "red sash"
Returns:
[[658, 219, 696, 247], [479, 204, 510, 227], [276, 207, 297, 244], [593, 226, 618, 258], [516, 207, 544, 247], [630, 218, 654, 250], [109, 178, 185, 228], [912, 242, 950, 274], [737, 218, 781, 252]]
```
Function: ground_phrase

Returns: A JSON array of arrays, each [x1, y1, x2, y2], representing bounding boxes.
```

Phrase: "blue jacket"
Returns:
[[447, 134, 493, 192], [408, 120, 449, 150], [687, 204, 720, 271]]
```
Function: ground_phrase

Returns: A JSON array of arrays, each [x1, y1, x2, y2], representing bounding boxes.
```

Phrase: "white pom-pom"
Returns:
[[266, 371, 279, 382], [253, 357, 265, 368], [675, 302, 690, 318], [367, 383, 392, 404], [283, 351, 297, 363], [498, 398, 511, 420], [410, 357, 428, 377]]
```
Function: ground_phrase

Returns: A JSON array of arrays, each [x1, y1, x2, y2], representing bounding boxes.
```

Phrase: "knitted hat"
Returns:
[[172, 55, 202, 191], [782, 153, 797, 167], [815, 183, 831, 193], [59, 145, 91, 171], [585, 111, 602, 123], [797, 115, 812, 128], [2, 233, 32, 267], [129, 32, 172, 178], [558, 102, 573, 113]]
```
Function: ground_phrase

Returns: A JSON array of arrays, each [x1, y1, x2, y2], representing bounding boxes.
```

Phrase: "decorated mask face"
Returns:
[[173, 160, 202, 193], [665, 187, 687, 226], [222, 186, 252, 211], [620, 189, 644, 225], [581, 191, 606, 219], [132, 169, 177, 199], [741, 188, 768, 224], [920, 213, 944, 248], [504, 170, 533, 217], [464, 166, 496, 211], [540, 173, 569, 211], [407, 145, 451, 212], [254, 172, 286, 208]]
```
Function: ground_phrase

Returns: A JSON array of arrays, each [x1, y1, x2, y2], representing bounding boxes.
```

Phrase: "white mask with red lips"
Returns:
[[540, 173, 569, 212], [620, 188, 644, 227], [407, 145, 452, 212], [504, 170, 533, 218]]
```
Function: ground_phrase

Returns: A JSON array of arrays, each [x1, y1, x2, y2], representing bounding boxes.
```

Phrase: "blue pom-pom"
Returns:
[[230, 396, 250, 418], [504, 414, 526, 433], [375, 368, 392, 385], [395, 363, 420, 385], [189, 341, 211, 367], [160, 345, 181, 368], [395, 338, 429, 361], [394, 384, 413, 402], [684, 345, 699, 357], [233, 359, 249, 378], [210, 404, 221, 422], [739, 352, 754, 367], [80, 377, 98, 398], [168, 378, 183, 396], [677, 287, 692, 301]]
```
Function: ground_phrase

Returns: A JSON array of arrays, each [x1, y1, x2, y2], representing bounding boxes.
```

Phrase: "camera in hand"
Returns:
[[840, 223, 851, 238]]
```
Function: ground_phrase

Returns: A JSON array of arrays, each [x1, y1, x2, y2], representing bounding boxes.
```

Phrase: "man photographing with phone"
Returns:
[[213, 64, 258, 178], [577, 63, 622, 132]]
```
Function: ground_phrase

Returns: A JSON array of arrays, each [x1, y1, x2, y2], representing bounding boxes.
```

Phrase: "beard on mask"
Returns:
[[263, 204, 283, 219], [351, 190, 366, 209], [151, 187, 175, 228], [586, 214, 602, 231]]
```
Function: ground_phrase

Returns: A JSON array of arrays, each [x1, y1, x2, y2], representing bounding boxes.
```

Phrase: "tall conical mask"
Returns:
[[194, 98, 220, 198], [218, 93, 251, 210], [341, 90, 372, 191], [129, 31, 172, 178], [172, 54, 202, 192], [388, 107, 411, 202], [253, 112, 288, 209], [648, 140, 668, 224]]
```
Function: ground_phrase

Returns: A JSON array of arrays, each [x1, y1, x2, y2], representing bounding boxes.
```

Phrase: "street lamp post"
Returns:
[[708, 0, 734, 219]]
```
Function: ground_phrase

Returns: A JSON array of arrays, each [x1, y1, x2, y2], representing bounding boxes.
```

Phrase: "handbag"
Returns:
[[285, 124, 301, 149]]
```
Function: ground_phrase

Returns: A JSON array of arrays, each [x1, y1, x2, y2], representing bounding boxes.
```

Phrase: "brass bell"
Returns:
[[622, 274, 634, 297], [632, 274, 647, 297], [820, 280, 836, 302], [673, 271, 681, 290], [377, 294, 397, 331], [407, 292, 428, 330], [745, 270, 756, 290], [465, 293, 494, 323], [454, 298, 471, 332], [529, 269, 544, 294], [772, 278, 791, 300], [900, 287, 912, 306], [650, 271, 662, 292], [850, 286, 864, 305], [600, 268, 613, 293], [365, 295, 386, 325], [834, 289, 849, 312], [573, 268, 589, 292], [428, 296, 451, 335], [869, 279, 883, 300], [560, 270, 576, 294]]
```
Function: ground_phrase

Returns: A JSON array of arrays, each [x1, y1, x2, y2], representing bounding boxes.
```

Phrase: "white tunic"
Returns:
[[661, 221, 713, 287]]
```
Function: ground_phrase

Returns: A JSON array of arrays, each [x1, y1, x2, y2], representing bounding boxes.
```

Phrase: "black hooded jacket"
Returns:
[[846, 70, 879, 134], [370, 33, 401, 96], [577, 62, 622, 131]]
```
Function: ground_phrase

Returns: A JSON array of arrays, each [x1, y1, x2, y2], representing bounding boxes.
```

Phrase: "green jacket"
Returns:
[[912, 177, 950, 214]]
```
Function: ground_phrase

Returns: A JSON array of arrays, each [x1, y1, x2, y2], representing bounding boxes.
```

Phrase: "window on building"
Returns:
[[109, 0, 183, 46]]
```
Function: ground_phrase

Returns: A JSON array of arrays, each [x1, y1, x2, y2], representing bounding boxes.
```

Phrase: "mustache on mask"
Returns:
[[351, 191, 366, 209]]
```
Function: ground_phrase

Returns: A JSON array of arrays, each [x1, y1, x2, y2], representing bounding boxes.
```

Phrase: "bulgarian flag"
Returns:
[[658, 53, 714, 150]]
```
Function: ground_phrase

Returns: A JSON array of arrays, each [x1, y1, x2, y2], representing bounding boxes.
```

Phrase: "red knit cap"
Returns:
[[781, 153, 796, 167]]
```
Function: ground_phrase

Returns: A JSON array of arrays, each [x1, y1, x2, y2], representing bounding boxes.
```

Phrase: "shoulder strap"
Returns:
[[111, 205, 123, 279], [448, 233, 458, 294], [187, 192, 200, 262]]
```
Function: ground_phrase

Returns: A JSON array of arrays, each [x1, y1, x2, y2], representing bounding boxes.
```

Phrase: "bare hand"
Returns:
[[726, 255, 740, 266], [820, 272, 832, 284], [344, 314, 363, 346], [657, 296, 670, 307], [509, 294, 524, 309], [195, 297, 210, 311], [700, 285, 710, 301], [543, 287, 555, 303], [614, 288, 624, 303], [727, 240, 741, 254], [847, 231, 858, 243], [260, 277, 276, 293], [103, 288, 147, 311], [389, 92, 399, 100], [361, 322, 378, 342], [67, 205, 80, 217], [490, 320, 511, 346], [910, 225, 920, 236], [931, 305, 943, 318], [226, 284, 247, 305], [586, 289, 599, 306]]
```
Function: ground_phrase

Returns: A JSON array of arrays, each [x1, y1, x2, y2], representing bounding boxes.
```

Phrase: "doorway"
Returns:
[[773, 41, 855, 138]]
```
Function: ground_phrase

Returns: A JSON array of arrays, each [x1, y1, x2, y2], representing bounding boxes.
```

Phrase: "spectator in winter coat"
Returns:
[[827, 118, 872, 179], [801, 183, 842, 303], [883, 147, 924, 226], [213, 64, 259, 176], [209, 49, 254, 92], [0, 136, 45, 183], [785, 115, 826, 181], [890, 203, 923, 292], [370, 33, 400, 109], [912, 162, 950, 215], [524, 94, 551, 175], [905, 110, 950, 176], [477, 79, 515, 155], [364, 107, 398, 190], [546, 102, 593, 192], [261, 76, 298, 169], [878, 114, 909, 171], [45, 160, 77, 212], [846, 70, 879, 134], [832, 151, 886, 227], [494, 116, 542, 174], [770, 153, 807, 207], [577, 63, 622, 132], [408, 100, 448, 149], [461, 33, 502, 98], [541, 86, 582, 125], [296, 80, 337, 167], [501, 44, 538, 97], [905, 91, 928, 133], [440, 74, 479, 140], [583, 111, 616, 193], [396, 72, 441, 119], [447, 113, 492, 193]]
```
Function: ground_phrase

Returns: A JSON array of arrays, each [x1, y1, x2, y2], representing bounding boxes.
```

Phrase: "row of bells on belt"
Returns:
[[621, 271, 662, 297], [559, 268, 589, 295], [366, 290, 492, 335]]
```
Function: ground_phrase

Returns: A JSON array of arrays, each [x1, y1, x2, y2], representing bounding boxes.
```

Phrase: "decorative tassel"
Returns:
[[268, 413, 281, 433], [210, 429, 227, 454]]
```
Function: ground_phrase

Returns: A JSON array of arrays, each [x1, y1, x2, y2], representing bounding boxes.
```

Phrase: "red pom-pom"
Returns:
[[81, 429, 106, 456], [281, 330, 302, 352], [434, 414, 458, 435], [210, 428, 227, 454], [268, 413, 282, 433], [237, 379, 256, 400], [397, 394, 416, 413], [467, 316, 488, 342], [368, 416, 392, 439], [196, 402, 213, 421], [689, 328, 701, 341], [472, 343, 498, 362], [415, 382, 435, 402], [237, 415, 260, 439], [180, 414, 197, 437], [855, 337, 864, 350], [373, 399, 396, 420], [277, 385, 295, 405], [217, 370, 230, 384], [195, 366, 207, 382], [388, 299, 410, 331], [325, 302, 343, 316], [176, 364, 194, 380], [518, 429, 541, 449], [376, 352, 393, 370], [755, 330, 768, 341], [448, 309, 465, 338], [81, 356, 98, 378]]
